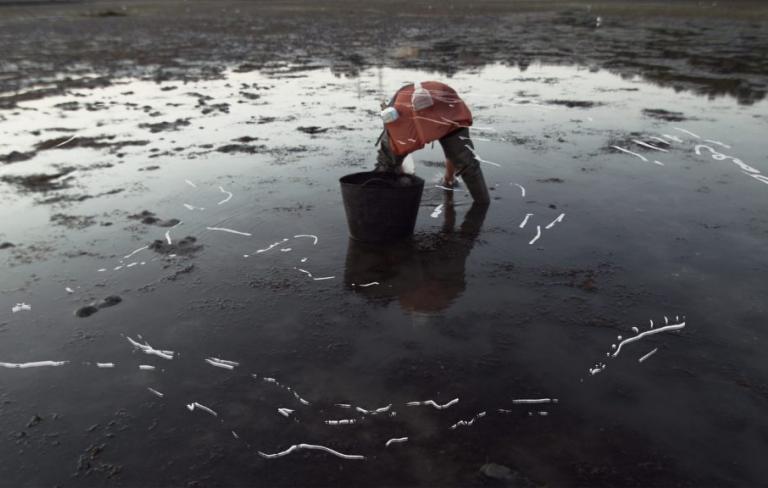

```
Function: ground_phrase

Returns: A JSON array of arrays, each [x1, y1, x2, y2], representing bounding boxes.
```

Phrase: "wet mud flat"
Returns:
[[1, 1, 768, 487]]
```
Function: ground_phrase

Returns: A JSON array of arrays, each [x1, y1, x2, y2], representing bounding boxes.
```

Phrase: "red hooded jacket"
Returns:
[[385, 81, 473, 157]]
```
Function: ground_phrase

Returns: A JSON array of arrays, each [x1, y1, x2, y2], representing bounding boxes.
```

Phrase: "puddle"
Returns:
[[1, 60, 768, 487]]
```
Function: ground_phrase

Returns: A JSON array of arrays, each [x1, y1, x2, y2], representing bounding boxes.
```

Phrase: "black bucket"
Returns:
[[340, 171, 425, 243]]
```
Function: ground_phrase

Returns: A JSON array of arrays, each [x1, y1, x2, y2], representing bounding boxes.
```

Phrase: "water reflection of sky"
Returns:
[[1, 63, 768, 485]]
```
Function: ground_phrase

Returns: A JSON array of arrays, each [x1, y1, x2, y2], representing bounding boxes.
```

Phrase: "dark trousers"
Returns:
[[375, 127, 480, 177]]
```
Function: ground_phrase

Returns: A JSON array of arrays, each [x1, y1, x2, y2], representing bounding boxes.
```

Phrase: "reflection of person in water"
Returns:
[[344, 193, 488, 314]]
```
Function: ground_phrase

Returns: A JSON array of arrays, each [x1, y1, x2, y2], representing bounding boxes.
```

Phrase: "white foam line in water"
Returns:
[[673, 127, 701, 139], [512, 398, 558, 404], [126, 262, 138, 268], [296, 269, 311, 278], [612, 145, 649, 162], [185, 179, 197, 188], [114, 265, 123, 271], [354, 282, 380, 288], [164, 221, 182, 245], [589, 363, 607, 375], [450, 411, 486, 429], [127, 336, 175, 360], [313, 276, 335, 281], [256, 239, 290, 254], [385, 437, 408, 447], [661, 134, 684, 143], [293, 234, 319, 245], [258, 444, 365, 460], [325, 419, 357, 425], [650, 319, 654, 328], [278, 408, 294, 418], [704, 139, 731, 149], [632, 326, 639, 333], [148, 387, 164, 398], [187, 402, 218, 417], [98, 268, 107, 272], [633, 139, 669, 152], [206, 226, 252, 237], [292, 391, 311, 406], [465, 145, 502, 167], [183, 203, 205, 211], [205, 357, 239, 370], [612, 321, 685, 358], [652, 160, 665, 166], [217, 186, 233, 205], [280, 248, 292, 252], [124, 245, 148, 260], [11, 303, 31, 313], [530, 411, 549, 417], [545, 213, 565, 230], [638, 348, 658, 363], [519, 213, 533, 228], [336, 403, 352, 408], [529, 225, 542, 245], [513, 183, 526, 197], [96, 362, 115, 368], [1, 361, 68, 369], [53, 135, 77, 148], [405, 398, 459, 410], [431, 204, 444, 218], [66, 287, 75, 293], [139, 365, 156, 370], [355, 404, 391, 415], [459, 135, 493, 142], [232, 431, 239, 439]]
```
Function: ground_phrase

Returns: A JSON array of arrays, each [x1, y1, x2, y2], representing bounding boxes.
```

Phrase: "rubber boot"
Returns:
[[459, 164, 491, 204]]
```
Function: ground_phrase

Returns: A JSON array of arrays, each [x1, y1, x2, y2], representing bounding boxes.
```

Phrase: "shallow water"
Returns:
[[1, 63, 767, 486]]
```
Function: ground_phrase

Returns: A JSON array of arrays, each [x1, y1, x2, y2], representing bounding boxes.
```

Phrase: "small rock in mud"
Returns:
[[200, 103, 229, 115], [74, 295, 122, 318], [537, 177, 564, 183], [642, 108, 689, 121], [138, 165, 160, 172], [0, 242, 14, 250], [26, 414, 43, 428], [240, 91, 261, 100], [297, 126, 329, 134], [138, 118, 191, 133], [128, 210, 180, 227], [75, 305, 99, 318], [149, 236, 201, 256]]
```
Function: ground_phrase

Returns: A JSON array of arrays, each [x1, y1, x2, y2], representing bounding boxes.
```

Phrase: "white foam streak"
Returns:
[[1, 361, 68, 369], [148, 387, 164, 398], [512, 398, 558, 404], [612, 321, 685, 357], [185, 179, 197, 188], [127, 336, 175, 360], [96, 362, 115, 368], [638, 348, 659, 363], [632, 139, 668, 152], [278, 408, 294, 418], [431, 204, 444, 218], [465, 145, 502, 167], [217, 186, 233, 205], [673, 127, 701, 139], [258, 443, 364, 460], [405, 398, 459, 410], [205, 357, 239, 370], [206, 226, 252, 237], [385, 437, 408, 447], [293, 234, 319, 245], [612, 145, 648, 162], [123, 245, 148, 260], [519, 213, 533, 228], [186, 402, 218, 417], [514, 183, 526, 197], [545, 213, 565, 230], [313, 276, 335, 281], [529, 225, 542, 245], [11, 303, 31, 313]]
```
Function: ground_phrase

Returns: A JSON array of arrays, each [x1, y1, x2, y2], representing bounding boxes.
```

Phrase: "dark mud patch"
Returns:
[[545, 100, 604, 108], [148, 236, 201, 256], [34, 135, 149, 152], [138, 118, 191, 133], [138, 165, 160, 172], [128, 210, 180, 227], [0, 242, 15, 250], [216, 143, 266, 154], [50, 213, 97, 230], [37, 188, 124, 205], [0, 150, 35, 164], [0, 168, 76, 192], [231, 136, 260, 143], [537, 178, 565, 183], [297, 126, 329, 134], [642, 108, 690, 122]]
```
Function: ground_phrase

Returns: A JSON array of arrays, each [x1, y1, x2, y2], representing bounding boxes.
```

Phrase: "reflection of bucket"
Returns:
[[340, 172, 424, 243]]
